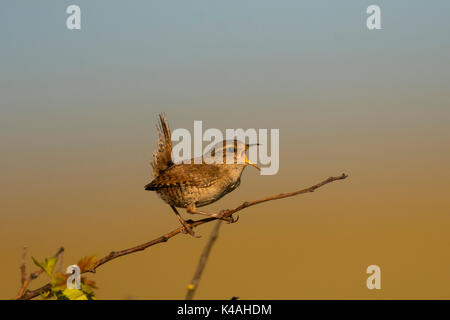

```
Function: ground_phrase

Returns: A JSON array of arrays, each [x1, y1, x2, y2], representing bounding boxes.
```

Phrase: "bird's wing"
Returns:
[[152, 113, 174, 176], [145, 164, 221, 190]]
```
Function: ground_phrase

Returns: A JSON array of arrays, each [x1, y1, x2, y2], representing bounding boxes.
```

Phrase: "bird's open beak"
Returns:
[[244, 154, 260, 171]]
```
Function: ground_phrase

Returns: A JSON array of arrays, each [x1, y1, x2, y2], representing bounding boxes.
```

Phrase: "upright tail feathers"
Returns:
[[152, 113, 174, 176]]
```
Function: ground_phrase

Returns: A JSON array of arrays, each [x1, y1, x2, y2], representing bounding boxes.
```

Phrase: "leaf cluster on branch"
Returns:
[[17, 248, 98, 300]]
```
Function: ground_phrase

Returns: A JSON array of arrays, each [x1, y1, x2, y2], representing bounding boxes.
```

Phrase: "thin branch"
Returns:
[[56, 250, 64, 273], [20, 246, 27, 286], [185, 220, 223, 300], [15, 247, 64, 299], [17, 173, 347, 300]]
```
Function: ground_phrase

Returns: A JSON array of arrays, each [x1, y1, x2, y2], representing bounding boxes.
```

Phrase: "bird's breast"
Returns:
[[156, 177, 241, 208]]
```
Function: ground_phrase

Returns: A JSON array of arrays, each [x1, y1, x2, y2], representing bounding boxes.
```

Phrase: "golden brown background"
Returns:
[[1, 1, 450, 299]]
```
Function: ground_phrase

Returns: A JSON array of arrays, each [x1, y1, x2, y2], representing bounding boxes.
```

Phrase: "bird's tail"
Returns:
[[152, 113, 174, 176]]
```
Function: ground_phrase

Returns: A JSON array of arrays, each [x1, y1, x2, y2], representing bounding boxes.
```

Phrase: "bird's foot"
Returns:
[[218, 210, 239, 224], [180, 220, 198, 237]]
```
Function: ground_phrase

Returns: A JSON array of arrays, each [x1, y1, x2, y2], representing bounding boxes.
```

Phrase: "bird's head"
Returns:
[[203, 139, 260, 170]]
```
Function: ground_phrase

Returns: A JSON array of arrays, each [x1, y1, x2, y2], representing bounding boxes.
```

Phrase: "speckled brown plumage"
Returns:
[[145, 163, 243, 208]]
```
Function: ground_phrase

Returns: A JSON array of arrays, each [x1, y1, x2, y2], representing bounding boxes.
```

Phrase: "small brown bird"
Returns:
[[145, 114, 260, 236]]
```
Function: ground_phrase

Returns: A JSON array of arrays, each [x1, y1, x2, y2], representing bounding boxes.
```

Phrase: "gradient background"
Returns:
[[1, 0, 450, 299]]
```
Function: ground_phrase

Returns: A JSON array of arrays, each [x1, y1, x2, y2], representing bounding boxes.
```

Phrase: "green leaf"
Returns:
[[55, 291, 69, 300], [32, 257, 44, 272], [45, 257, 58, 275], [32, 256, 58, 276], [40, 291, 51, 300], [62, 288, 88, 300]]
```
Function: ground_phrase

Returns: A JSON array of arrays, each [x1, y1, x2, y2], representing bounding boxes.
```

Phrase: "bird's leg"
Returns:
[[170, 205, 196, 237], [187, 204, 238, 223]]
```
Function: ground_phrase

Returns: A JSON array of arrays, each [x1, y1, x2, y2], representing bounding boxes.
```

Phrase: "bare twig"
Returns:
[[56, 250, 64, 273], [185, 220, 223, 300], [20, 246, 27, 286], [16, 173, 347, 300], [15, 247, 64, 299]]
